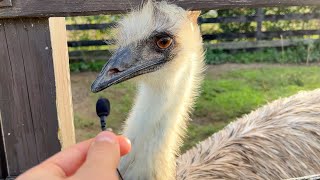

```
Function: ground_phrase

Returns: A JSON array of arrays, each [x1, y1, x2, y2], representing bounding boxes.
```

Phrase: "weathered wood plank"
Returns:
[[49, 17, 75, 149], [0, 0, 320, 18], [0, 24, 9, 177], [19, 18, 62, 165], [0, 18, 43, 176], [0, 21, 10, 180], [0, 0, 12, 8], [0, 18, 74, 177]]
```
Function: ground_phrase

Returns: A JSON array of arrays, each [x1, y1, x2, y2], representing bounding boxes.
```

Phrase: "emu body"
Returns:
[[91, 1, 320, 179], [177, 89, 320, 179]]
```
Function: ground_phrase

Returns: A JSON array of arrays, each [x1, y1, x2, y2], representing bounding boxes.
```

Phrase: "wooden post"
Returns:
[[0, 17, 75, 179], [256, 8, 264, 40], [49, 18, 76, 150]]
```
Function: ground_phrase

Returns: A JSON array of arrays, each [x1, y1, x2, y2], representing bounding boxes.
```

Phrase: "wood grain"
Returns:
[[0, 18, 61, 177], [0, 0, 320, 18], [49, 17, 75, 149], [0, 0, 12, 8]]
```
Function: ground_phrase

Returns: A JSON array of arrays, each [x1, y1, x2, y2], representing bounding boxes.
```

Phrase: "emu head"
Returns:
[[91, 1, 202, 92]]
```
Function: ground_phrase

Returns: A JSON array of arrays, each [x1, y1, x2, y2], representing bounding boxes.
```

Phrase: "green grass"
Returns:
[[183, 66, 320, 152], [72, 66, 320, 153]]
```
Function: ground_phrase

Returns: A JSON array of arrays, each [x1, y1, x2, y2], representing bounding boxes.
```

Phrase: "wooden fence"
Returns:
[[67, 8, 320, 61], [1, 0, 320, 179]]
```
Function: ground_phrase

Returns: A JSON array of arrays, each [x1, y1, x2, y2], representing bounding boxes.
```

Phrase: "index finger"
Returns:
[[44, 138, 94, 177], [40, 135, 131, 177]]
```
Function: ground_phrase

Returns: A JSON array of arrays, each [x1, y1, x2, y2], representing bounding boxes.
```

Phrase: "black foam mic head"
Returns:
[[96, 98, 110, 117]]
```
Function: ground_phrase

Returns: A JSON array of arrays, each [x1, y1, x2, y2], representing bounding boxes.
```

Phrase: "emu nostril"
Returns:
[[108, 68, 121, 76]]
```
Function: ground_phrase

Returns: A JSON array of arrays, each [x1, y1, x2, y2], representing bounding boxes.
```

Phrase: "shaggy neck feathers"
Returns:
[[119, 21, 204, 180]]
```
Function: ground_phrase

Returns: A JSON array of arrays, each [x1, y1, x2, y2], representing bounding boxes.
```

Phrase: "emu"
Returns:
[[91, 1, 320, 179]]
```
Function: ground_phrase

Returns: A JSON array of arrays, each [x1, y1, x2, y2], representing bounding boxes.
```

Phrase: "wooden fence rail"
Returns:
[[66, 13, 320, 30], [67, 10, 320, 61], [67, 29, 320, 47], [66, 22, 116, 30]]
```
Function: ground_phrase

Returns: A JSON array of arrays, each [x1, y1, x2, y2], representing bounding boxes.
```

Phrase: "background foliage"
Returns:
[[67, 6, 320, 72]]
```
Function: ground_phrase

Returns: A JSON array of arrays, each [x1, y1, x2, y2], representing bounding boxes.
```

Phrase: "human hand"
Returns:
[[17, 131, 131, 180]]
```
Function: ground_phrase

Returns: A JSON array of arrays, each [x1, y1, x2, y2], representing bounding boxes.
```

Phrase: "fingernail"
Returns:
[[124, 137, 131, 146], [95, 131, 117, 144]]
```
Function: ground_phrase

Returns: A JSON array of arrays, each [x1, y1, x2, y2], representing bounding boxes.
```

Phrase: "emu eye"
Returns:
[[156, 37, 173, 49]]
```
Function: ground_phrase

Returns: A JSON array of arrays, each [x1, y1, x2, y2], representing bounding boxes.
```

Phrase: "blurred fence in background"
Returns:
[[66, 7, 320, 63]]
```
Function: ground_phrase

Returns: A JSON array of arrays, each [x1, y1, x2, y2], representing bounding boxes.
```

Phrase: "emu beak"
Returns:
[[91, 47, 165, 93]]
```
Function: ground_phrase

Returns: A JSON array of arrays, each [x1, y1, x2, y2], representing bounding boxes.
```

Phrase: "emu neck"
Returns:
[[120, 56, 202, 180]]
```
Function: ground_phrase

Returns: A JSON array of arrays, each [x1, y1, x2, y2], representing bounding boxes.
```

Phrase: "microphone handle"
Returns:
[[100, 116, 106, 131]]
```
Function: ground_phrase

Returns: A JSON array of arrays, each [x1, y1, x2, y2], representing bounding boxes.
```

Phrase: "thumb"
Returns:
[[72, 131, 120, 180]]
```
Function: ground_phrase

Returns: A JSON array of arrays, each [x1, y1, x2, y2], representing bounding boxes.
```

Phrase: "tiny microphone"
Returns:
[[96, 98, 110, 131]]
